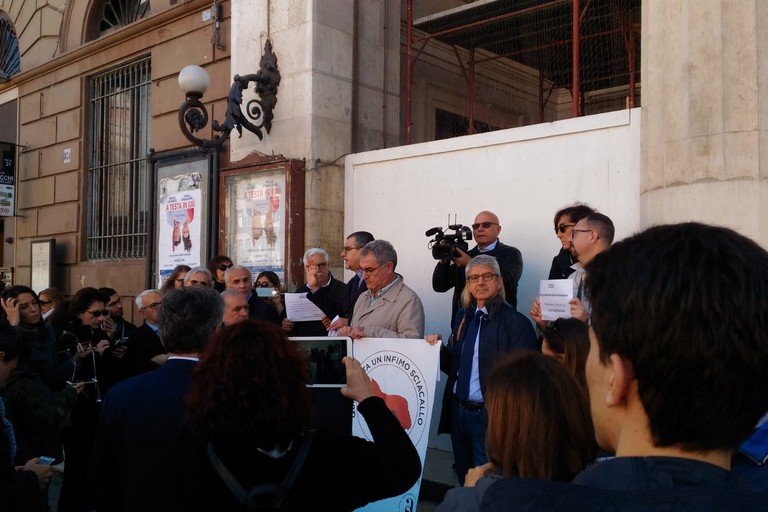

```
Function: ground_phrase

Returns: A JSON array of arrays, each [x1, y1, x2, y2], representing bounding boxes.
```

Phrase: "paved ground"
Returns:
[[418, 447, 459, 511]]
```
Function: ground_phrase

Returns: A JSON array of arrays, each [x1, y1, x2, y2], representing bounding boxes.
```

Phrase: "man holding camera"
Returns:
[[432, 211, 523, 320]]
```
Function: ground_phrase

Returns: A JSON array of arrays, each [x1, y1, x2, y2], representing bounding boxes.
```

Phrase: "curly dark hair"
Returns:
[[185, 321, 312, 450]]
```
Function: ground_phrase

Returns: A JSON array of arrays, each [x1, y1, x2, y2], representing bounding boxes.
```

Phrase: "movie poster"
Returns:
[[157, 172, 203, 287], [224, 170, 285, 282]]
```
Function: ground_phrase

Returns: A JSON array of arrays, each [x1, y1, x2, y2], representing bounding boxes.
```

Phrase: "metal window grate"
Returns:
[[87, 57, 151, 261]]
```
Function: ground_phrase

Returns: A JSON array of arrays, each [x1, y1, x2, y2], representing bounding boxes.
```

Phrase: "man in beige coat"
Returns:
[[337, 240, 424, 339]]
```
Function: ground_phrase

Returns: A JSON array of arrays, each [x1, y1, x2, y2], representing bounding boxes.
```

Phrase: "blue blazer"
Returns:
[[438, 295, 537, 434], [90, 358, 197, 512]]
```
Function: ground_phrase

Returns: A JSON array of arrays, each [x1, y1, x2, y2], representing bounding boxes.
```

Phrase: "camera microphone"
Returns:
[[425, 227, 441, 237]]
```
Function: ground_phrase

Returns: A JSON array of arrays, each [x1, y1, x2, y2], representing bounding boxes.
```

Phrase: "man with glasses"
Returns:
[[548, 204, 596, 280], [436, 254, 537, 486], [330, 231, 375, 332], [337, 240, 424, 339], [98, 287, 137, 343], [224, 265, 280, 325], [531, 212, 614, 327], [432, 211, 523, 321], [121, 289, 167, 379], [283, 248, 347, 337]]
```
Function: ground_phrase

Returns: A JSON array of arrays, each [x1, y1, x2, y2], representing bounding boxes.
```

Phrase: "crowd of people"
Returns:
[[2, 207, 768, 511]]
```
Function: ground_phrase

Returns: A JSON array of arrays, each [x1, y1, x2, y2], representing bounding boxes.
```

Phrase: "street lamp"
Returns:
[[178, 40, 281, 152]]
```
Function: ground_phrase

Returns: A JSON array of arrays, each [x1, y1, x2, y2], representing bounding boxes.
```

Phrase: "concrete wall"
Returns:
[[640, 0, 768, 246], [345, 108, 641, 449]]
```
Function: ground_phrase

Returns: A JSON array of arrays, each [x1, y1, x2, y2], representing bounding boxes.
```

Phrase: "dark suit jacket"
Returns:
[[291, 275, 347, 337], [432, 240, 523, 320], [247, 294, 281, 324], [90, 358, 197, 512], [122, 322, 166, 379], [438, 295, 537, 434], [343, 273, 368, 319]]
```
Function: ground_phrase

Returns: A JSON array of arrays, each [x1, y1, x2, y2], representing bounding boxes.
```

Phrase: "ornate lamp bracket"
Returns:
[[178, 40, 281, 152]]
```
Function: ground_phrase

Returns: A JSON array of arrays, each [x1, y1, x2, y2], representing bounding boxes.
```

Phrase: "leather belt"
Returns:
[[454, 397, 485, 411]]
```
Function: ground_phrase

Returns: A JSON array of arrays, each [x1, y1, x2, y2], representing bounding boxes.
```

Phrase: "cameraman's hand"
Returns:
[[452, 248, 471, 268]]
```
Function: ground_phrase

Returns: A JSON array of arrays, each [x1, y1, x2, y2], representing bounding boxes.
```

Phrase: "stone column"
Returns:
[[640, 0, 768, 244]]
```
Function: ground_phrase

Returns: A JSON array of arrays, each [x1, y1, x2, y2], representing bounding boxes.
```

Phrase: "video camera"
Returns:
[[426, 223, 473, 261]]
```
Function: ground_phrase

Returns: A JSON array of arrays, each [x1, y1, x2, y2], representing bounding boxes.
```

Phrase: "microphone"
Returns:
[[425, 227, 441, 237]]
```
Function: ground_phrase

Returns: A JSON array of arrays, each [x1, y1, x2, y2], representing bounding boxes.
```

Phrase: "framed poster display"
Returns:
[[31, 239, 55, 293], [151, 150, 217, 289], [222, 166, 286, 282]]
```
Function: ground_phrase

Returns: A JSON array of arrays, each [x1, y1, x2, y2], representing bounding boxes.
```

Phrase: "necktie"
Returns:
[[0, 396, 16, 463], [455, 310, 484, 401]]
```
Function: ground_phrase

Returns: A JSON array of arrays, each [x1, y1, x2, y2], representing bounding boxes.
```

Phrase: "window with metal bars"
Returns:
[[87, 57, 151, 261]]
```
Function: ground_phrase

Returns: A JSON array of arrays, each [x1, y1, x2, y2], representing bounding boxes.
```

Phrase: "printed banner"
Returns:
[[351, 338, 441, 512]]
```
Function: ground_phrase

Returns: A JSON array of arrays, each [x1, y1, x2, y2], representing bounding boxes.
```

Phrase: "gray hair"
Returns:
[[224, 264, 252, 284], [466, 254, 501, 276], [158, 286, 223, 353], [135, 289, 163, 309], [220, 289, 244, 300], [303, 248, 329, 265], [461, 255, 505, 307], [184, 266, 213, 284], [360, 240, 397, 269]]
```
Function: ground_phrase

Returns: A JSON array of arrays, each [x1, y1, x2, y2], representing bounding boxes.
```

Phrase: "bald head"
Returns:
[[472, 211, 502, 249]]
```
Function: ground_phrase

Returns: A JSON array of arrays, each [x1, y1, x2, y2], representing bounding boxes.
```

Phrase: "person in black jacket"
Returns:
[[482, 223, 768, 511], [432, 211, 523, 321], [547, 204, 595, 280], [430, 254, 537, 486], [282, 248, 347, 337], [183, 320, 421, 511], [0, 322, 54, 512]]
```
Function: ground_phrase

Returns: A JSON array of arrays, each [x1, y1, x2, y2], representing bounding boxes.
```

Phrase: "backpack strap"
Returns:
[[269, 429, 317, 509], [207, 429, 318, 511]]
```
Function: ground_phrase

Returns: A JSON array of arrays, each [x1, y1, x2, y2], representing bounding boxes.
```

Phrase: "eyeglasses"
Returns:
[[305, 263, 328, 270], [362, 264, 383, 275], [256, 281, 274, 288], [471, 222, 498, 230], [466, 272, 498, 283], [86, 309, 109, 317], [219, 263, 233, 271], [141, 302, 162, 311], [571, 228, 594, 239], [555, 223, 576, 234], [341, 246, 359, 253]]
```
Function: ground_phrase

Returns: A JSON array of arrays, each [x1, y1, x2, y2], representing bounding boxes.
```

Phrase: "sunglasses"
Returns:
[[555, 223, 576, 234], [219, 263, 233, 271], [86, 309, 110, 317], [471, 222, 498, 230]]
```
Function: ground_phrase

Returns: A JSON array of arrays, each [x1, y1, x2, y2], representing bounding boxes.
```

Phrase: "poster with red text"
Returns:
[[351, 338, 441, 512]]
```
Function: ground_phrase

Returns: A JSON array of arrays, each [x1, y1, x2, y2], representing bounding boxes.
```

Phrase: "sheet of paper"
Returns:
[[539, 279, 573, 321], [327, 315, 340, 336], [284, 292, 326, 321]]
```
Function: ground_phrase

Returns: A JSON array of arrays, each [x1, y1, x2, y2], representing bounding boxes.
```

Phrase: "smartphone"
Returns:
[[38, 456, 55, 465], [113, 337, 130, 347], [255, 288, 278, 298]]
